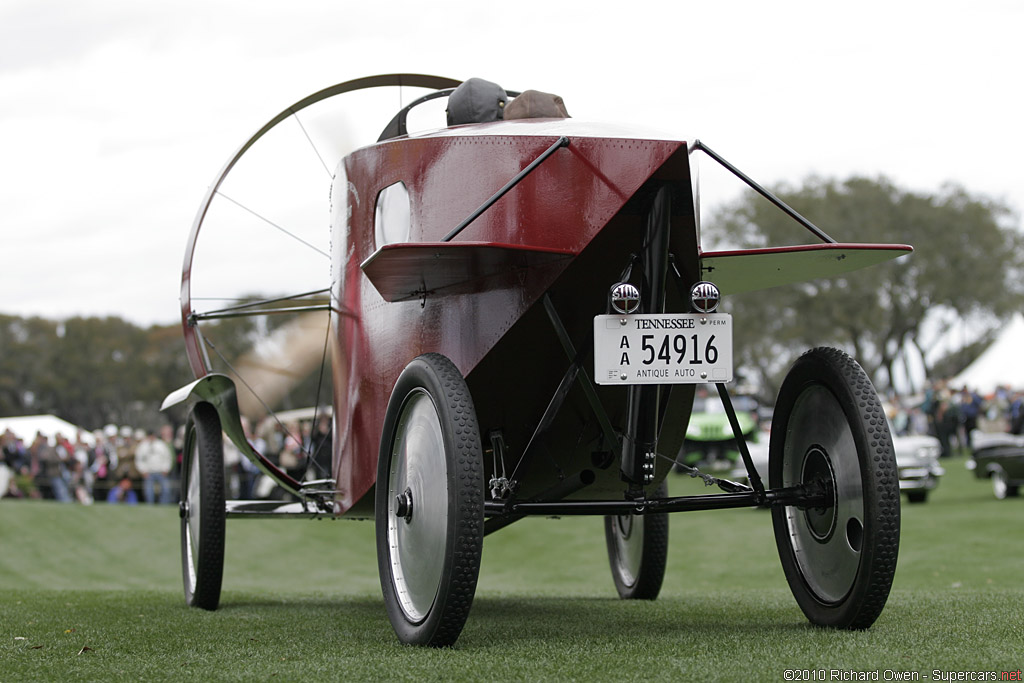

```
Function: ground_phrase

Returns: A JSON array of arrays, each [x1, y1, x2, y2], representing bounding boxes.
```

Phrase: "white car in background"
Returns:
[[732, 425, 944, 504], [891, 432, 944, 503]]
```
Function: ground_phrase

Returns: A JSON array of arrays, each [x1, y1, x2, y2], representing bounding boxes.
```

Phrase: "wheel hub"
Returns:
[[801, 446, 837, 541], [395, 488, 414, 522]]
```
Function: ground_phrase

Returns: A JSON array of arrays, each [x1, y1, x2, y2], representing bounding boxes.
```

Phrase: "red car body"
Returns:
[[330, 120, 700, 514]]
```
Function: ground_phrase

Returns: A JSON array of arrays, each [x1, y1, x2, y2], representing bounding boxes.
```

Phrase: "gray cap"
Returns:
[[446, 78, 506, 126]]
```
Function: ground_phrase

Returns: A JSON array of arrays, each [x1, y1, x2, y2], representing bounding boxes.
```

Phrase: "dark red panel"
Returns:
[[361, 242, 576, 302]]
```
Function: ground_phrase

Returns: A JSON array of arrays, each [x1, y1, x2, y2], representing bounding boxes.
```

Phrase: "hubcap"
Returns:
[[611, 514, 644, 587], [387, 390, 448, 623], [782, 385, 864, 604]]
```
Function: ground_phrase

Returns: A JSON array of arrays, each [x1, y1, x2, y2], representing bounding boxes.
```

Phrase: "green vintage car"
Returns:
[[676, 391, 759, 469]]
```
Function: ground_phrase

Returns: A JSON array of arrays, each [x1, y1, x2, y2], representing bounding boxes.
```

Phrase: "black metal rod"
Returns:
[[377, 88, 456, 141], [486, 492, 759, 516], [542, 294, 619, 451], [716, 383, 766, 495], [194, 288, 332, 317], [442, 136, 570, 242], [192, 304, 333, 322], [483, 483, 826, 518], [512, 354, 580, 476], [691, 140, 836, 244]]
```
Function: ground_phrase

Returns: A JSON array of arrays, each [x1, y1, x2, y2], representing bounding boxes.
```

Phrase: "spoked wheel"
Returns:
[[604, 480, 669, 599], [770, 347, 900, 629], [179, 76, 460, 477], [180, 402, 226, 610], [375, 353, 484, 647]]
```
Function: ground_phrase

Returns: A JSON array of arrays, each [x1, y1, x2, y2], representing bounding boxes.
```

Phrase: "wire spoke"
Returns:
[[192, 287, 331, 305], [194, 288, 331, 317], [215, 191, 330, 259], [291, 109, 333, 180], [202, 333, 330, 463]]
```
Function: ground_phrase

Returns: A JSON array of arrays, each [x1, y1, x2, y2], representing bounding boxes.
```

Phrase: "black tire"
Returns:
[[770, 347, 900, 630], [604, 480, 669, 599], [180, 402, 226, 610], [906, 491, 928, 504], [375, 354, 484, 647], [992, 469, 1020, 499]]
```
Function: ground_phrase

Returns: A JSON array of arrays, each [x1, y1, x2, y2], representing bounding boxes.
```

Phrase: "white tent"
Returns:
[[0, 415, 96, 446], [949, 314, 1024, 395]]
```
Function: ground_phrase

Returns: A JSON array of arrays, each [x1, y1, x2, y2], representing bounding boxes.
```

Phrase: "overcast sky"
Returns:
[[3, 0, 1022, 327]]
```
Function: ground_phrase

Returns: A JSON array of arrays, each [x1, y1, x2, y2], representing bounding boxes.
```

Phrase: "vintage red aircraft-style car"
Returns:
[[163, 74, 911, 647]]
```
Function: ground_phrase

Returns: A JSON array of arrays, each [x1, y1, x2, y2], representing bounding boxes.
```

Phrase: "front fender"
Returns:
[[162, 373, 240, 413], [162, 374, 303, 497]]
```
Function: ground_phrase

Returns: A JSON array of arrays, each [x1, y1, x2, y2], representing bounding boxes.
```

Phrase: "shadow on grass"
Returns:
[[212, 590, 812, 650], [467, 594, 811, 643]]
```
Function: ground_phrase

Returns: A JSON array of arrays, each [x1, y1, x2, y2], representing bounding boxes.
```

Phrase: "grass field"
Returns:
[[2, 455, 1022, 681]]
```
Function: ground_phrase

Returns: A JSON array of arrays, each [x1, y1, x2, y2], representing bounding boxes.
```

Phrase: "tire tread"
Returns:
[[182, 403, 226, 611]]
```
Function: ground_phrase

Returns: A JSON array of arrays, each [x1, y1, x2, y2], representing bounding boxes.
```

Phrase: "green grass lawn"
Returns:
[[2, 456, 1022, 681]]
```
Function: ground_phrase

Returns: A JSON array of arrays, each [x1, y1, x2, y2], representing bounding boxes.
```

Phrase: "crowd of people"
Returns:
[[0, 424, 177, 504], [0, 413, 333, 504], [886, 381, 1024, 457], [4, 379, 1018, 502]]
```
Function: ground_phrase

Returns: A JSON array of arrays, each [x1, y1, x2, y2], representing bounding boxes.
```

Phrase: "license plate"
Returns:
[[593, 313, 733, 385]]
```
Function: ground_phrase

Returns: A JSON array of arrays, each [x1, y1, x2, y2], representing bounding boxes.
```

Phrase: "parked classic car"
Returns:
[[676, 390, 758, 469], [891, 432, 944, 503], [967, 432, 1024, 499]]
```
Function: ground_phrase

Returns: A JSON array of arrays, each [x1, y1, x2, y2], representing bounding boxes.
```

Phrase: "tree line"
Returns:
[[710, 176, 1024, 397], [0, 315, 193, 431], [0, 304, 333, 433]]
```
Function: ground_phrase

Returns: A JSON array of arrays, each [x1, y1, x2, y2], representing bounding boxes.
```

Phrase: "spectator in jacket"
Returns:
[[135, 430, 174, 504]]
